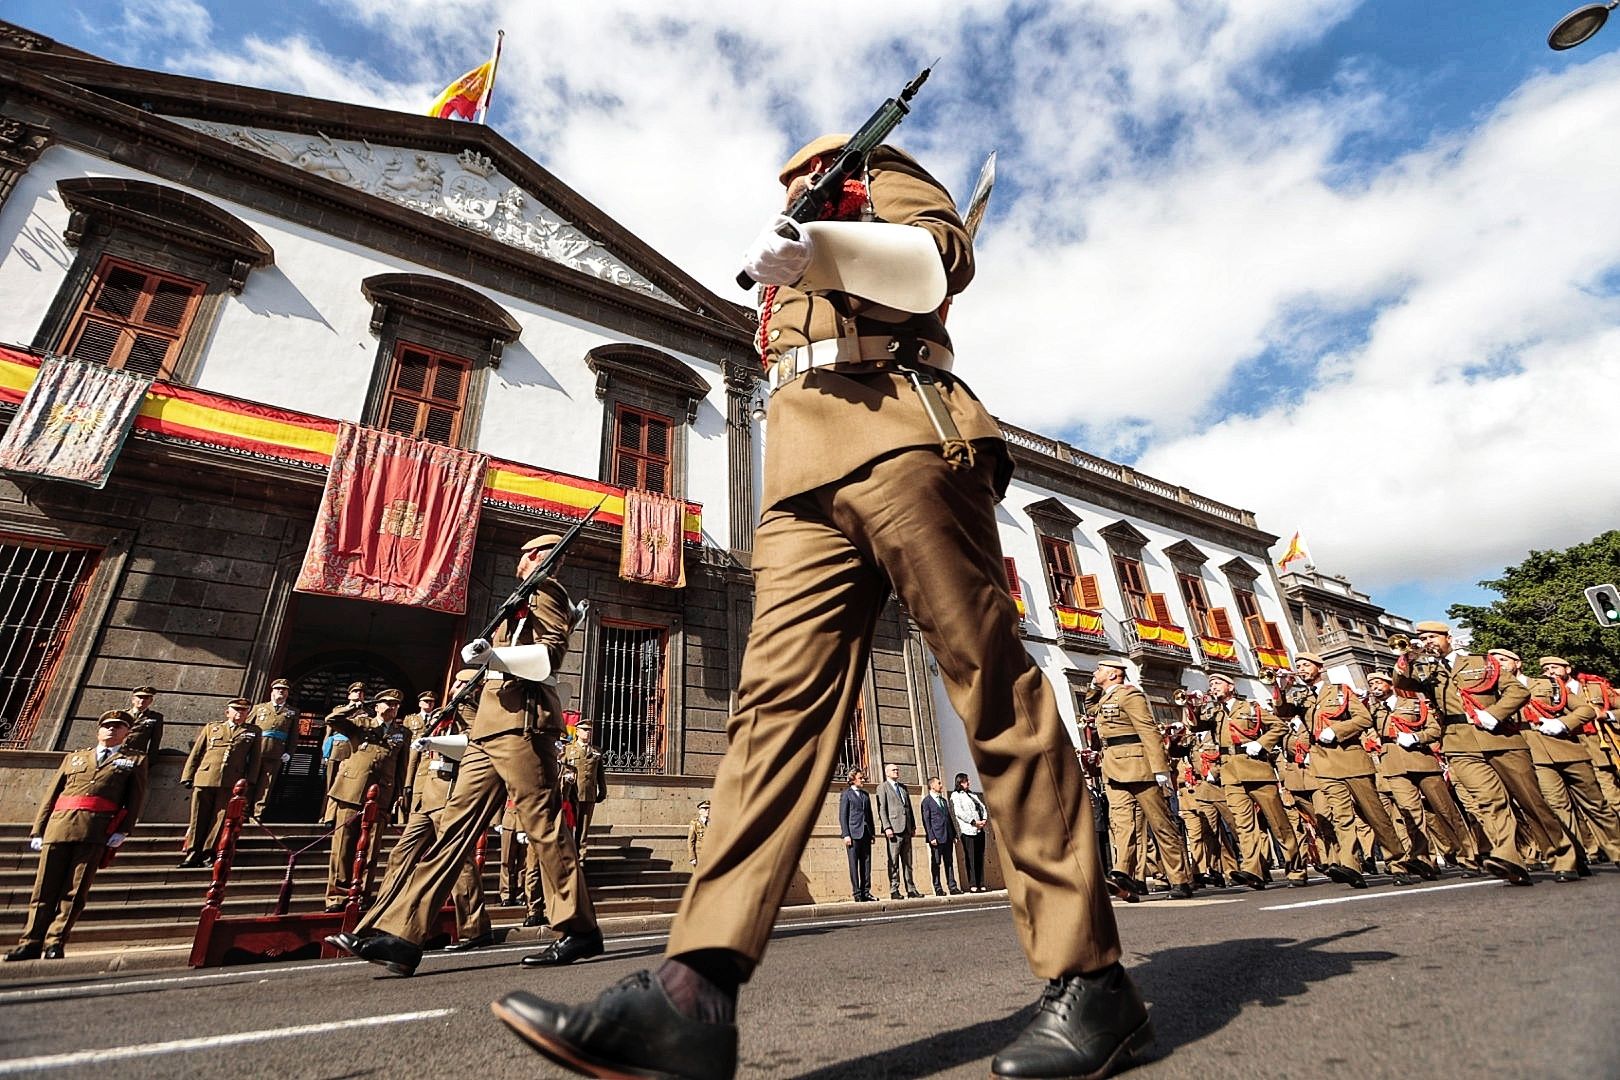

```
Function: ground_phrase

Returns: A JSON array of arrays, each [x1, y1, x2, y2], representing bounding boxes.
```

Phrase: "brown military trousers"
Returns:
[[666, 449, 1121, 979], [325, 802, 388, 905], [1536, 758, 1620, 859], [1448, 748, 1575, 871], [1384, 772, 1474, 865], [362, 730, 594, 942], [373, 809, 489, 940], [1107, 779, 1190, 886], [1318, 775, 1411, 870], [18, 841, 103, 948], [1224, 779, 1302, 882]]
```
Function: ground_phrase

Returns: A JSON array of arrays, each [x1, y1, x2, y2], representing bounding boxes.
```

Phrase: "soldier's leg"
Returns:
[[1592, 761, 1620, 816], [1223, 785, 1266, 879], [1486, 749, 1575, 872], [1210, 800, 1242, 875], [1446, 753, 1525, 863], [490, 732, 594, 934], [184, 786, 216, 856], [18, 842, 73, 946], [326, 805, 360, 905], [1413, 774, 1471, 863], [499, 824, 521, 902], [1136, 785, 1190, 886], [1250, 784, 1302, 881], [374, 810, 435, 904], [1346, 776, 1411, 868], [1559, 759, 1620, 856], [453, 847, 492, 940], [1316, 778, 1367, 869], [524, 842, 544, 920], [45, 843, 101, 949], [1308, 789, 1339, 866], [1180, 808, 1210, 877], [1385, 774, 1432, 858], [1105, 779, 1142, 879], [252, 756, 283, 818]]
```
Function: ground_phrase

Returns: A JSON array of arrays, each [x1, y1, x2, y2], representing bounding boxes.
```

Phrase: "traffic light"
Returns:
[[1586, 584, 1620, 628]]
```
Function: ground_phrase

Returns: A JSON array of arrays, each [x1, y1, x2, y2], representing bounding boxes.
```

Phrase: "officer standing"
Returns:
[[249, 679, 297, 819], [178, 698, 261, 868], [1201, 672, 1302, 888], [330, 533, 599, 975], [121, 685, 164, 757], [398, 690, 439, 824], [322, 682, 365, 799], [492, 136, 1144, 1080], [321, 689, 410, 911], [560, 719, 608, 856], [688, 800, 711, 868], [6, 711, 147, 961]]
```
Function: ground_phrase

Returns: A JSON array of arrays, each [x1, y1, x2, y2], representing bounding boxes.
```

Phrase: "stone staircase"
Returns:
[[0, 820, 693, 946]]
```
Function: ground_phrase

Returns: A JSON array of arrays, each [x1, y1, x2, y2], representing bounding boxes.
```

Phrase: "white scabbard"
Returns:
[[795, 221, 948, 314], [489, 643, 553, 682], [419, 734, 469, 762]]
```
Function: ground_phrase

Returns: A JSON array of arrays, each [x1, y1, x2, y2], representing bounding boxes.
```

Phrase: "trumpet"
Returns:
[[1387, 633, 1412, 653]]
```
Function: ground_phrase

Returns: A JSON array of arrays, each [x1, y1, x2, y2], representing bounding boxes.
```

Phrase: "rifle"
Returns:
[[468, 495, 607, 650], [736, 63, 935, 289]]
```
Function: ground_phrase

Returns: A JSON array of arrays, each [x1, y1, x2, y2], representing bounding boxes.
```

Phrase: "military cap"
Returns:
[[98, 710, 133, 726], [346, 681, 367, 694], [376, 689, 404, 704], [270, 678, 291, 690], [454, 668, 481, 683], [226, 698, 251, 709], [779, 133, 850, 185], [1413, 620, 1451, 634], [1540, 656, 1571, 668], [1094, 658, 1128, 673], [697, 799, 711, 809], [1368, 670, 1394, 684], [131, 685, 157, 696], [417, 690, 439, 703], [575, 718, 593, 728], [522, 533, 564, 553], [1295, 652, 1325, 667], [1206, 672, 1235, 687], [1486, 648, 1520, 662]]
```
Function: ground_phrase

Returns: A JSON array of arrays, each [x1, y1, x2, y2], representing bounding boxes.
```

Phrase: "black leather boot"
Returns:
[[991, 963, 1153, 1078]]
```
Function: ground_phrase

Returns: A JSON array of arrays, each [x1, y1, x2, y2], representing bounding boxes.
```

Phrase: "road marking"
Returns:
[[1259, 879, 1497, 910], [1116, 897, 1243, 908], [0, 1008, 455, 1073]]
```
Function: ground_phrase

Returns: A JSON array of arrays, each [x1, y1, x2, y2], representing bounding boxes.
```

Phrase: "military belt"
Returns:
[[1219, 746, 1260, 757], [54, 795, 118, 813], [1102, 734, 1142, 747], [773, 334, 954, 390], [261, 730, 290, 742]]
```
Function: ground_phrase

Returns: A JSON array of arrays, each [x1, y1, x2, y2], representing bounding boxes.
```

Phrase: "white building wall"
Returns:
[[0, 145, 735, 530]]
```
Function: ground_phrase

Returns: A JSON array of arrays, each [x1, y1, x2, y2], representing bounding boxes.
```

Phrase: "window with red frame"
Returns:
[[1040, 535, 1081, 608], [1113, 553, 1151, 620], [613, 405, 673, 495], [1177, 572, 1213, 635], [58, 256, 204, 379], [379, 342, 472, 446]]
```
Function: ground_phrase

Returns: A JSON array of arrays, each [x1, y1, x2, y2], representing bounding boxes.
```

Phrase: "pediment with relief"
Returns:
[[169, 119, 675, 305]]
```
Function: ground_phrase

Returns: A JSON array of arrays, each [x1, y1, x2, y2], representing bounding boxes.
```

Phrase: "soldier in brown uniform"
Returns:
[[1201, 673, 1303, 888], [1292, 654, 1419, 887], [377, 669, 494, 949], [687, 800, 710, 867], [1189, 741, 1240, 886], [6, 711, 147, 960], [1366, 671, 1476, 872], [397, 691, 438, 824], [1090, 659, 1192, 901], [493, 137, 1146, 1080], [1572, 670, 1620, 825], [121, 685, 164, 757], [1394, 623, 1571, 884], [1279, 722, 1330, 872], [322, 689, 411, 910], [322, 682, 366, 799], [1522, 656, 1620, 874], [249, 679, 297, 819], [331, 533, 599, 975], [560, 720, 608, 856], [178, 698, 262, 868]]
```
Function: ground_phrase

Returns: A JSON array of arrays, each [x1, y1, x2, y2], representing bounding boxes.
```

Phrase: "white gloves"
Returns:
[[281, 752, 292, 764], [516, 831, 529, 846], [412, 738, 429, 753], [1396, 732, 1418, 749], [1475, 712, 1499, 732], [1538, 719, 1566, 736], [1289, 718, 1304, 732], [493, 824, 503, 834], [29, 836, 42, 852], [1317, 727, 1336, 745], [1244, 742, 1264, 758], [461, 637, 493, 665], [743, 216, 814, 285], [1155, 773, 1170, 787], [107, 833, 126, 849]]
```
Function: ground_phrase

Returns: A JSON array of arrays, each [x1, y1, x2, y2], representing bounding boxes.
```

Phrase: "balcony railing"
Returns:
[[1123, 619, 1192, 662]]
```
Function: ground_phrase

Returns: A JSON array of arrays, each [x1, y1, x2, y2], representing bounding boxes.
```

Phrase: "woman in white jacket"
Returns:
[[950, 772, 991, 892]]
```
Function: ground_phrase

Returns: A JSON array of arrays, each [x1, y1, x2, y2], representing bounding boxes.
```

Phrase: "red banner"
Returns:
[[295, 423, 488, 613], [619, 488, 686, 588]]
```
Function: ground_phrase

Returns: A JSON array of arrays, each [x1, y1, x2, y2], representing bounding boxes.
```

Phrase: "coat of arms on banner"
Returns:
[[0, 357, 151, 488]]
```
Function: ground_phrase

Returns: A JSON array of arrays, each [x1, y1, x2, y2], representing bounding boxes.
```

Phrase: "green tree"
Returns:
[[1449, 531, 1620, 681]]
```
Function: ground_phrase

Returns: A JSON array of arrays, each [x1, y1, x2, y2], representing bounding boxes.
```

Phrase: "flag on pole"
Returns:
[[427, 31, 504, 123], [1277, 531, 1313, 571]]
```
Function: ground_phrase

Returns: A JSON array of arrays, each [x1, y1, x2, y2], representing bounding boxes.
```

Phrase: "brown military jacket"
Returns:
[[121, 708, 164, 757], [562, 741, 608, 803], [687, 817, 707, 864], [403, 704, 474, 815], [1205, 697, 1284, 786], [758, 146, 1008, 510], [1371, 695, 1443, 776], [324, 714, 410, 808], [1394, 651, 1530, 754], [474, 578, 573, 741], [181, 720, 262, 791], [1574, 676, 1619, 768], [1303, 683, 1376, 780], [1520, 676, 1597, 766], [1096, 684, 1169, 782], [33, 745, 148, 845]]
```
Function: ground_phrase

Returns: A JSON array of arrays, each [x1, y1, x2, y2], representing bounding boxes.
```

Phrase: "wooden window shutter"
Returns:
[[1003, 557, 1023, 601], [1264, 621, 1286, 650], [1208, 607, 1234, 639], [613, 405, 674, 495], [380, 343, 470, 445], [1077, 573, 1103, 610], [1243, 614, 1266, 646], [1147, 592, 1174, 624], [60, 257, 203, 378]]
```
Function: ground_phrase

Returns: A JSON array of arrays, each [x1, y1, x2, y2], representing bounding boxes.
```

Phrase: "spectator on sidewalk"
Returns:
[[921, 776, 961, 895], [838, 770, 876, 902], [877, 763, 922, 899], [951, 772, 990, 892]]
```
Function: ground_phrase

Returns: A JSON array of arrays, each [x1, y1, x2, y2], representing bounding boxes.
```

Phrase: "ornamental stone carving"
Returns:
[[173, 119, 673, 304]]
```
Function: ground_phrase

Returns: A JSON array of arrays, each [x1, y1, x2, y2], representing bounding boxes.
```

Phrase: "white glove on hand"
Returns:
[[1289, 718, 1304, 732], [1244, 741, 1264, 758], [1396, 732, 1419, 749], [742, 216, 814, 285], [29, 836, 42, 852], [1538, 719, 1566, 736], [493, 824, 503, 835], [1155, 773, 1170, 788], [412, 738, 429, 753], [1475, 713, 1499, 732], [281, 752, 292, 764], [1317, 727, 1336, 745], [107, 833, 126, 849], [516, 831, 529, 846], [460, 637, 493, 665]]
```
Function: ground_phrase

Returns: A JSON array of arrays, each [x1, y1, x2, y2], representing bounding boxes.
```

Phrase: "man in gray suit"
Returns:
[[877, 763, 923, 899]]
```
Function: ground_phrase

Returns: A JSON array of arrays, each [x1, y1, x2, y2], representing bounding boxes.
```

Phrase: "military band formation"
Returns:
[[5, 118, 1617, 1080]]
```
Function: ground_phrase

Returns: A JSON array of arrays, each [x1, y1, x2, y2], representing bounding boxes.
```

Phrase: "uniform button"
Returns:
[[768, 329, 781, 341], [770, 302, 782, 313]]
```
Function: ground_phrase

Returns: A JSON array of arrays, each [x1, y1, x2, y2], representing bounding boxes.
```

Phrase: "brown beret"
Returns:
[[522, 533, 564, 553], [346, 681, 367, 694], [376, 689, 404, 704], [99, 710, 133, 726], [1368, 670, 1394, 684], [270, 678, 291, 690], [1486, 648, 1520, 662], [131, 685, 157, 696], [778, 133, 850, 185], [1295, 652, 1325, 667], [1094, 658, 1128, 673], [1413, 620, 1450, 634], [454, 668, 481, 683], [226, 698, 251, 709], [1539, 656, 1571, 668], [1206, 672, 1235, 687]]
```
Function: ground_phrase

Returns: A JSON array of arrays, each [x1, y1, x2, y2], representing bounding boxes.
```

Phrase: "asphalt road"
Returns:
[[0, 867, 1616, 1079]]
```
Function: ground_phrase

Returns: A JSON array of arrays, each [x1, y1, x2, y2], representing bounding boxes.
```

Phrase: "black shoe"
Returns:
[[1166, 883, 1194, 900], [1324, 863, 1367, 889], [1390, 872, 1417, 886], [990, 963, 1153, 1079], [1360, 857, 1377, 874], [949, 886, 963, 895], [890, 890, 903, 900], [935, 889, 947, 897], [41, 945, 63, 960], [1104, 870, 1140, 903], [503, 894, 521, 907], [1552, 870, 1581, 883], [522, 913, 549, 928], [521, 929, 605, 968], [327, 930, 422, 977], [324, 902, 347, 913], [1230, 871, 1266, 891], [445, 932, 496, 952], [493, 971, 737, 1080], [1481, 855, 1532, 886], [1412, 860, 1439, 881], [176, 855, 203, 869], [1575, 862, 1593, 878], [1206, 873, 1227, 888], [906, 890, 925, 899], [3, 944, 41, 962]]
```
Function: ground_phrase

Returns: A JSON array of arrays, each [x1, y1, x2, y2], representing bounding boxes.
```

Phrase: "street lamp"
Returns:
[[1549, 2, 1619, 50]]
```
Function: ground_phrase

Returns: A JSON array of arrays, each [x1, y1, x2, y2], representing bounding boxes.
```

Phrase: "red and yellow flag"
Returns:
[[1277, 530, 1312, 571], [427, 32, 504, 123]]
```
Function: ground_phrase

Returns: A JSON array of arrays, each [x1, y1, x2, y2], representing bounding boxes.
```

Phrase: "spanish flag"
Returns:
[[428, 32, 503, 123], [1277, 531, 1312, 571]]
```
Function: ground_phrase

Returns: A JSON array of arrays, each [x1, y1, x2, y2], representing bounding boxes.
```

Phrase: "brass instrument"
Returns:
[[1386, 633, 1411, 653]]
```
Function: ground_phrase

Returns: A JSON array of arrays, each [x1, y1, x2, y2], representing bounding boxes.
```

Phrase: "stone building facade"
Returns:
[[1279, 566, 1415, 691]]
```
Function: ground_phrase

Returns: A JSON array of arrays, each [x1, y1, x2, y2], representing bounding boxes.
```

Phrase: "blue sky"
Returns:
[[11, 1, 1620, 624]]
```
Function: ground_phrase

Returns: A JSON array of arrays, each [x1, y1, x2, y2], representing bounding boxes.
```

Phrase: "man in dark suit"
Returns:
[[921, 775, 961, 896], [877, 762, 923, 899], [837, 769, 876, 902]]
